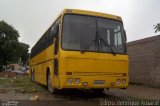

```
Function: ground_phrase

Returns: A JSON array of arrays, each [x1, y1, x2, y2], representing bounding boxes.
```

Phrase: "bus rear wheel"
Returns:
[[47, 72, 57, 93]]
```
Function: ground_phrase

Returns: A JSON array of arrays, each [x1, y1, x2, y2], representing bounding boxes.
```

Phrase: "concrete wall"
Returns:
[[127, 35, 160, 85]]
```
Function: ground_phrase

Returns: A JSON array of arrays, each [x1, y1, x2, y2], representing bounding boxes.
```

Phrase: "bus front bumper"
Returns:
[[56, 75, 128, 89]]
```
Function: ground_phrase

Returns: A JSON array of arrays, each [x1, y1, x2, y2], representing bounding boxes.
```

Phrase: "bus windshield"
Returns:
[[62, 14, 126, 54]]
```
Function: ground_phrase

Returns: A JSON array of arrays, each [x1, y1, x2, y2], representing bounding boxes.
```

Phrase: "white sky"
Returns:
[[0, 0, 160, 51]]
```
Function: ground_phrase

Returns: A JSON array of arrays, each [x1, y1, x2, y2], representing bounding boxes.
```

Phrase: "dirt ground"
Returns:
[[0, 71, 17, 78], [0, 71, 160, 106]]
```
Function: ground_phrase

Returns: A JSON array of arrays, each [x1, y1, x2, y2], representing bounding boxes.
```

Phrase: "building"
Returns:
[[127, 35, 160, 86]]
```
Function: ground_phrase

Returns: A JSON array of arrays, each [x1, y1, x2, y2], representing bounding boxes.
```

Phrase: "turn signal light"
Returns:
[[67, 78, 73, 84], [75, 78, 80, 84], [122, 79, 127, 84], [116, 79, 121, 85]]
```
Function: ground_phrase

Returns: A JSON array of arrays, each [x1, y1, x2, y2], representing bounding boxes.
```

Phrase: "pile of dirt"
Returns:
[[0, 71, 17, 78]]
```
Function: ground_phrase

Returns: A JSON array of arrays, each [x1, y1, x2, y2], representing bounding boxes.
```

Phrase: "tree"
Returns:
[[19, 42, 30, 65], [0, 21, 29, 71], [0, 21, 19, 41], [154, 23, 160, 33]]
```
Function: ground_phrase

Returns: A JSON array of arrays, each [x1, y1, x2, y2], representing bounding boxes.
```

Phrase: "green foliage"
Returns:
[[0, 20, 29, 69], [19, 42, 30, 64], [154, 23, 160, 33], [0, 21, 19, 41]]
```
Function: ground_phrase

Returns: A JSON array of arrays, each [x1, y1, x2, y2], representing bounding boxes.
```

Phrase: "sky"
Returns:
[[0, 0, 160, 51]]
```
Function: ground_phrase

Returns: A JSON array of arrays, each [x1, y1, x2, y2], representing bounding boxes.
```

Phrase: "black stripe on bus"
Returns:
[[30, 59, 53, 67]]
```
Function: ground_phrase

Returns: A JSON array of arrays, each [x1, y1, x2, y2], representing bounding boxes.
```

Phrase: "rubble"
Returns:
[[0, 71, 27, 78], [30, 95, 39, 101], [0, 71, 17, 78]]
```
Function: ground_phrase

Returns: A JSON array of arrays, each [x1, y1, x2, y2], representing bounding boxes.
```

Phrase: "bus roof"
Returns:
[[62, 9, 122, 21], [31, 9, 122, 52]]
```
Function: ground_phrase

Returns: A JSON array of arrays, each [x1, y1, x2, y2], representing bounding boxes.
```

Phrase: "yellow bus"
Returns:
[[29, 9, 129, 93]]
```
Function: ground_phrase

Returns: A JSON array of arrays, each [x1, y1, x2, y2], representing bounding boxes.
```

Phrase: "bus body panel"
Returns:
[[30, 44, 54, 85], [57, 50, 128, 89]]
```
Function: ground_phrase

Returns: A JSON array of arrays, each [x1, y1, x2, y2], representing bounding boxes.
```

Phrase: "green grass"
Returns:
[[0, 76, 45, 93]]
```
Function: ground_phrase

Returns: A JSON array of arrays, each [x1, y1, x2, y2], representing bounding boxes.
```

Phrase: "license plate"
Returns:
[[94, 80, 105, 85]]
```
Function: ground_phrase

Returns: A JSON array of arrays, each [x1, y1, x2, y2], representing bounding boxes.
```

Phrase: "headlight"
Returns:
[[75, 78, 80, 84], [67, 78, 73, 84], [116, 79, 121, 85], [122, 79, 126, 84]]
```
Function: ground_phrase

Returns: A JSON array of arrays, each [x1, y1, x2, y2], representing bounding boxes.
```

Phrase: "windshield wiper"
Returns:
[[81, 31, 116, 55], [97, 31, 116, 56], [81, 33, 99, 54]]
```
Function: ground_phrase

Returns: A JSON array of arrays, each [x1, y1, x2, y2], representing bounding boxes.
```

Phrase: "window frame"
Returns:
[[30, 22, 58, 58], [61, 13, 127, 55]]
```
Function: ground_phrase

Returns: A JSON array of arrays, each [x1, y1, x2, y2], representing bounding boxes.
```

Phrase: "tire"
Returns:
[[47, 72, 57, 93], [31, 71, 35, 82]]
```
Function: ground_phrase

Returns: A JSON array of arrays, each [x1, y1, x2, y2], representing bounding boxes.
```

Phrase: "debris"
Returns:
[[21, 89, 25, 93], [32, 88, 37, 92], [0, 71, 17, 78], [30, 95, 39, 100], [5, 75, 9, 78]]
